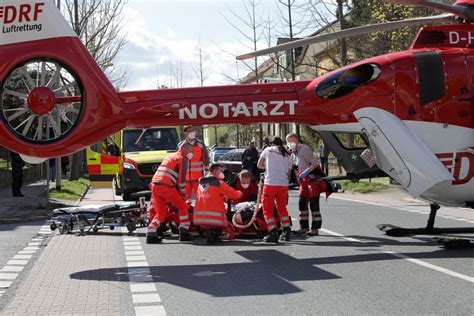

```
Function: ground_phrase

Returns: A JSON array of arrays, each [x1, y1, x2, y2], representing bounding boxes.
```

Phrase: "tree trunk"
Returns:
[[69, 149, 85, 181]]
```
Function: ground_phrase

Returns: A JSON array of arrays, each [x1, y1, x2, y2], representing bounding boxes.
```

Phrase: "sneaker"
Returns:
[[279, 227, 291, 241], [263, 230, 279, 243], [306, 229, 319, 236], [296, 228, 309, 234], [205, 229, 217, 244], [179, 227, 191, 241]]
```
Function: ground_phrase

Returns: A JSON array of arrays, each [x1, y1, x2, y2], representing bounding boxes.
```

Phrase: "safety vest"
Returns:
[[178, 139, 209, 181], [152, 152, 188, 194], [194, 176, 242, 227]]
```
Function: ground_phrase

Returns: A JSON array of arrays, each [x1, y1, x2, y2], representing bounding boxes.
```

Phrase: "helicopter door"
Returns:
[[354, 107, 452, 197]]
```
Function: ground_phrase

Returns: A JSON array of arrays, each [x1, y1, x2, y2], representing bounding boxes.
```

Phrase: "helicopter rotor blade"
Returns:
[[236, 13, 454, 60], [382, 0, 474, 22]]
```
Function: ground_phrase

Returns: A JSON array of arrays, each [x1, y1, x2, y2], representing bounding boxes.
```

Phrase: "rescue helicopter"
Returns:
[[0, 0, 472, 238]]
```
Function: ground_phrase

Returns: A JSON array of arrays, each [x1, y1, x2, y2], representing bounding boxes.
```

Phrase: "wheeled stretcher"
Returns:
[[50, 198, 148, 236]]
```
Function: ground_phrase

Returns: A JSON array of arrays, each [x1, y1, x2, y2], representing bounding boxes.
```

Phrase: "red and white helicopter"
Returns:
[[0, 0, 472, 237]]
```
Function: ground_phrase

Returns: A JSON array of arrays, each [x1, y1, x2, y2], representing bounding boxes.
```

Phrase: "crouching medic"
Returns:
[[194, 163, 243, 244], [146, 143, 194, 244]]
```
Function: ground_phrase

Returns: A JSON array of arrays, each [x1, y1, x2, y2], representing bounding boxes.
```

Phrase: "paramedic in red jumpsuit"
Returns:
[[194, 163, 243, 243], [177, 125, 210, 199], [146, 143, 193, 244], [257, 137, 293, 243], [286, 133, 324, 236]]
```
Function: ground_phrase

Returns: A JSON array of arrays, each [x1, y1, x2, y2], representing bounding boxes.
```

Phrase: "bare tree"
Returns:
[[191, 38, 214, 87], [61, 0, 128, 180]]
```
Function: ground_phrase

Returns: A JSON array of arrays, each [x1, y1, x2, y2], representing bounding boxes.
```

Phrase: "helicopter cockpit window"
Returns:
[[315, 63, 381, 99]]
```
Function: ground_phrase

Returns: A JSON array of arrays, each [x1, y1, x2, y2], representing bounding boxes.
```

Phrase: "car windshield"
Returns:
[[123, 128, 178, 152]]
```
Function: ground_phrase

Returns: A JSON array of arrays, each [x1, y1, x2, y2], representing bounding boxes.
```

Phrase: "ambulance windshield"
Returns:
[[123, 128, 178, 152]]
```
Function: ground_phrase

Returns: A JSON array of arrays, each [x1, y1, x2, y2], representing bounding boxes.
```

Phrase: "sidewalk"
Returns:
[[1, 187, 134, 315], [0, 180, 51, 224]]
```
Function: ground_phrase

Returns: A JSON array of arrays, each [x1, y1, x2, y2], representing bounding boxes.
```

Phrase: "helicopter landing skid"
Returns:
[[377, 224, 474, 237]]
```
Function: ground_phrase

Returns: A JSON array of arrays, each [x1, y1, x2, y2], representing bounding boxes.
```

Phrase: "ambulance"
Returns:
[[87, 127, 180, 200]]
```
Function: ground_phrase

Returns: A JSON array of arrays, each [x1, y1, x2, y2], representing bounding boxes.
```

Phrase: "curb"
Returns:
[[74, 184, 91, 206]]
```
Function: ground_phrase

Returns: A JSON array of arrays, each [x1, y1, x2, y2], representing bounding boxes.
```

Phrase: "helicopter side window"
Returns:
[[414, 51, 444, 105], [315, 63, 381, 99]]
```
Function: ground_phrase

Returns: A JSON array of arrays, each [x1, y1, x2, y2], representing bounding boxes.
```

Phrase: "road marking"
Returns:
[[12, 254, 32, 260], [121, 227, 167, 315], [0, 222, 51, 295], [0, 266, 23, 273], [0, 273, 18, 280], [125, 250, 145, 256], [132, 293, 162, 304], [126, 255, 147, 261], [320, 228, 363, 243], [331, 196, 474, 223], [6, 260, 28, 266], [319, 226, 474, 284], [383, 251, 474, 283], [130, 283, 157, 293], [135, 306, 166, 316]]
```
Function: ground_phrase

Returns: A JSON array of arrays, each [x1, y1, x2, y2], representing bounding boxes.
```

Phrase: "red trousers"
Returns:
[[261, 185, 291, 231], [151, 184, 191, 229], [185, 181, 199, 199]]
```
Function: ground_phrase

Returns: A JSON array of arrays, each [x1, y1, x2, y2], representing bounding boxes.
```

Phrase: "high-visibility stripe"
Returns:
[[281, 222, 291, 227], [191, 162, 203, 166], [267, 224, 276, 231], [300, 216, 309, 220], [194, 218, 226, 225], [158, 166, 179, 178], [266, 217, 276, 224], [312, 217, 322, 221], [299, 210, 309, 215], [179, 216, 189, 220], [156, 167, 178, 181], [155, 171, 177, 184], [280, 216, 290, 221], [193, 211, 221, 217]]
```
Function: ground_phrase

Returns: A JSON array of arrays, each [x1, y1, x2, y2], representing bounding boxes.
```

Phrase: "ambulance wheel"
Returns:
[[109, 226, 115, 231], [122, 191, 131, 201], [113, 177, 122, 195], [126, 223, 136, 233], [0, 58, 83, 144]]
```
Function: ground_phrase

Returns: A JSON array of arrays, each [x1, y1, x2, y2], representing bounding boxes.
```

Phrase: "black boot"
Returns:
[[146, 223, 166, 244], [205, 229, 217, 244], [263, 229, 279, 243], [179, 227, 191, 241], [279, 227, 291, 241]]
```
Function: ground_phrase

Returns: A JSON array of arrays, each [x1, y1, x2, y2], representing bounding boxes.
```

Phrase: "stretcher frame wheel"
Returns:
[[50, 223, 57, 231]]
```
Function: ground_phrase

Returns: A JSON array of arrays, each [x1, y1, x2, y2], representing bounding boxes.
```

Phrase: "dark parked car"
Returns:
[[218, 148, 298, 188], [217, 149, 244, 175], [209, 146, 236, 163]]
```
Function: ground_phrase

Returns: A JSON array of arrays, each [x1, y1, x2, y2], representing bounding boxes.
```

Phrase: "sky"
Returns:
[[115, 0, 325, 90]]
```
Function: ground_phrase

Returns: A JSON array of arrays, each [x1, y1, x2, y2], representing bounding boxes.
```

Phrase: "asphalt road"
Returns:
[[1, 188, 473, 315]]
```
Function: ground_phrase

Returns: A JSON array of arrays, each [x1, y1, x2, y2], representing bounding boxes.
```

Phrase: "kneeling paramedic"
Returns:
[[230, 169, 258, 205], [194, 163, 243, 244], [147, 143, 193, 244]]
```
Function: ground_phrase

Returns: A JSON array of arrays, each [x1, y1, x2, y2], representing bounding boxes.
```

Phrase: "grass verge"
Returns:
[[340, 179, 389, 194], [49, 176, 90, 201]]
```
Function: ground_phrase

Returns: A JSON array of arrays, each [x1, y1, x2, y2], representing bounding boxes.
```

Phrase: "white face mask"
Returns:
[[287, 142, 297, 150], [187, 132, 196, 140], [218, 172, 225, 179], [186, 153, 194, 160], [241, 183, 249, 189]]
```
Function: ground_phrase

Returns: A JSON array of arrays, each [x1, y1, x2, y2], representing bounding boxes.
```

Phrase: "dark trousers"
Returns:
[[298, 196, 322, 230], [12, 167, 23, 196]]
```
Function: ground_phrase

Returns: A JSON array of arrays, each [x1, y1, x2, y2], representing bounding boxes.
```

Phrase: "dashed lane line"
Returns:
[[319, 227, 474, 284], [121, 227, 167, 316], [0, 222, 51, 293]]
